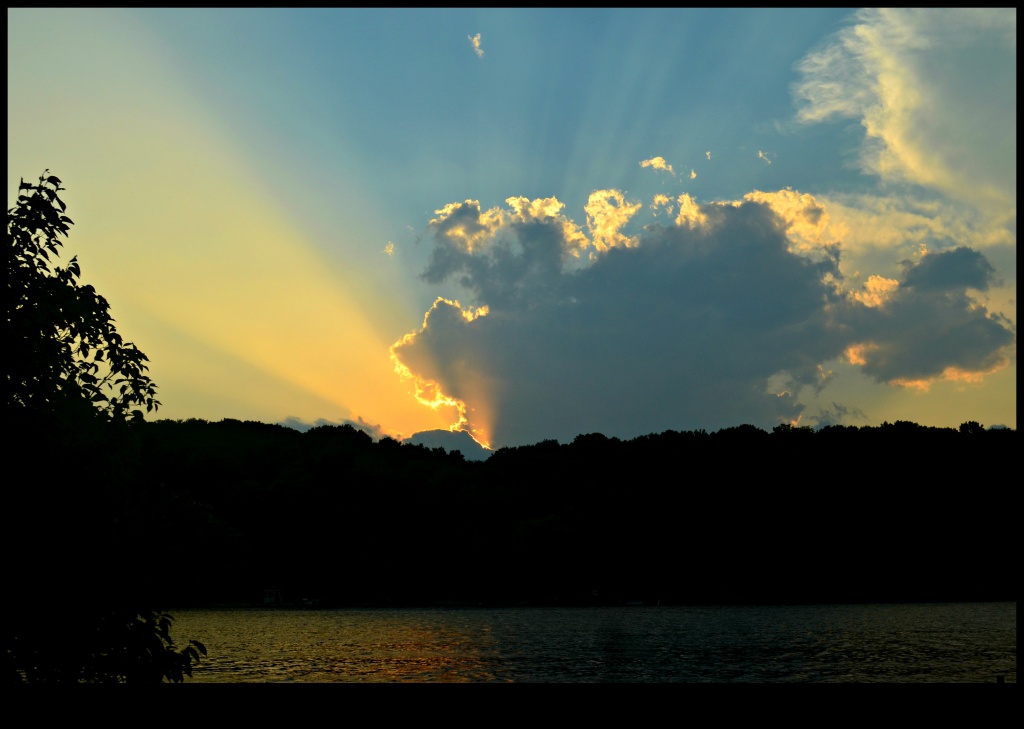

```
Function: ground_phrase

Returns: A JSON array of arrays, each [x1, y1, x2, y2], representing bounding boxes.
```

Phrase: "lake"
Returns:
[[170, 602, 1015, 683]]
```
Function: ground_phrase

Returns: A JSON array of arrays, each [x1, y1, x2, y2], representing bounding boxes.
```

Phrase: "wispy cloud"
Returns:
[[793, 8, 1016, 217], [468, 32, 484, 58]]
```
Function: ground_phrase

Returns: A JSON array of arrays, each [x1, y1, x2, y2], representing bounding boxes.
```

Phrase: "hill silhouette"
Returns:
[[403, 428, 491, 460]]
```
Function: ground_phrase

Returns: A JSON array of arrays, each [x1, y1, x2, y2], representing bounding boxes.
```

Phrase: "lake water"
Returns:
[[170, 602, 1015, 683]]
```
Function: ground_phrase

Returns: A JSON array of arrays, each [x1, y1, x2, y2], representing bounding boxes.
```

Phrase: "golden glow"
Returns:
[[9, 9, 1015, 444], [389, 297, 494, 449], [468, 33, 484, 58], [845, 342, 878, 366], [852, 274, 900, 307], [584, 190, 642, 252], [744, 188, 842, 255], [505, 195, 564, 219], [650, 194, 676, 220], [6, 10, 453, 440], [890, 377, 933, 392], [390, 334, 468, 420], [93, 140, 447, 438], [463, 420, 493, 451], [674, 193, 708, 229]]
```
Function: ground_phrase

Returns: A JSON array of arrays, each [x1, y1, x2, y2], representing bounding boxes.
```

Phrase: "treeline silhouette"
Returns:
[[108, 418, 1014, 607]]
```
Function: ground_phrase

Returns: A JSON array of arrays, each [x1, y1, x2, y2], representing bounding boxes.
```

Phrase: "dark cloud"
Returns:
[[840, 250, 1013, 383], [395, 198, 1015, 447], [899, 246, 996, 292], [422, 202, 576, 310]]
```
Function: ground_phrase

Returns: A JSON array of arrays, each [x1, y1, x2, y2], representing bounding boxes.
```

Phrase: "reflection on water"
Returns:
[[171, 602, 1016, 683]]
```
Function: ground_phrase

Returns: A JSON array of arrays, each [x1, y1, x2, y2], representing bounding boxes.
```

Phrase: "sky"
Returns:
[[8, 8, 1016, 449]]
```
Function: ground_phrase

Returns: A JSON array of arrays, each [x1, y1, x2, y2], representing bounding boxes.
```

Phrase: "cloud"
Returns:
[[468, 33, 484, 58], [838, 246, 1013, 388], [792, 8, 1016, 217], [640, 156, 674, 175], [585, 190, 643, 252], [899, 246, 996, 292], [851, 275, 899, 308], [743, 188, 839, 256], [393, 192, 1015, 447], [788, 7, 1016, 351], [389, 12, 1016, 447]]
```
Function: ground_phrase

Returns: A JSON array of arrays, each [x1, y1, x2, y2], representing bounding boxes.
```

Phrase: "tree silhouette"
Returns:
[[4, 171, 204, 683], [6, 171, 158, 422]]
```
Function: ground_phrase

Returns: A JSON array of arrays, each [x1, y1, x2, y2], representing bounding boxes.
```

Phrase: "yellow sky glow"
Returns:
[[7, 11, 451, 439]]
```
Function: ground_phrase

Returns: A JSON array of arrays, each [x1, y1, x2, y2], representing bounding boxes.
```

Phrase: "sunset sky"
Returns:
[[8, 8, 1016, 449]]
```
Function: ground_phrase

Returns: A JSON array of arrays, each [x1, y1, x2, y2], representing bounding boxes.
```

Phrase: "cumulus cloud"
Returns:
[[838, 246, 1012, 388], [389, 12, 1016, 447], [392, 192, 1015, 447], [743, 188, 839, 256], [420, 197, 589, 308], [468, 33, 484, 58], [585, 190, 642, 252], [899, 246, 997, 292], [851, 275, 899, 308]]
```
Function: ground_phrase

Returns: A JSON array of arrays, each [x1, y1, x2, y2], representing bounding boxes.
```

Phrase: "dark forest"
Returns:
[[11, 416, 1014, 611]]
